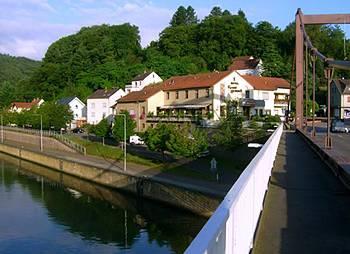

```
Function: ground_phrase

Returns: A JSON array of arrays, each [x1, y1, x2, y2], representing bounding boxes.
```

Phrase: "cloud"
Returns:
[[0, 0, 174, 59]]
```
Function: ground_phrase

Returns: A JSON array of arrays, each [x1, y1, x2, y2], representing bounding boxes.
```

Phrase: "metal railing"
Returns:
[[185, 124, 283, 254], [2, 126, 86, 155]]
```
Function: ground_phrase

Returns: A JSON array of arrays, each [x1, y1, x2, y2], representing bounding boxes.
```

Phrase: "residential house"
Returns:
[[87, 88, 125, 124], [124, 71, 163, 94], [228, 56, 263, 76], [114, 83, 164, 132], [9, 98, 44, 113], [331, 79, 350, 119], [236, 75, 290, 119], [57, 96, 87, 129]]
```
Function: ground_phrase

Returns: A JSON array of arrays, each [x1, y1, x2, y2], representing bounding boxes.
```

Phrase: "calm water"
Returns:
[[0, 153, 206, 254]]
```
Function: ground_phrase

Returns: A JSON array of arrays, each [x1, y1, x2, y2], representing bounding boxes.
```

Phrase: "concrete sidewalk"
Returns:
[[253, 132, 350, 254], [2, 139, 230, 197]]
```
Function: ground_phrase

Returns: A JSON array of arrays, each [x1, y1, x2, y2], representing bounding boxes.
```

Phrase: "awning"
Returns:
[[159, 104, 210, 109]]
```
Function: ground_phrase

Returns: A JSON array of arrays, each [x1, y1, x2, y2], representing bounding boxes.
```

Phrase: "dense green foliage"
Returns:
[[1, 102, 73, 130], [0, 54, 41, 108], [1, 6, 349, 109], [91, 118, 110, 138], [144, 123, 208, 158], [112, 110, 136, 143], [214, 115, 245, 150]]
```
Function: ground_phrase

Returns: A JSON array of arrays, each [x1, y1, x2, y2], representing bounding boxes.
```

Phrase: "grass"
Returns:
[[65, 135, 157, 167]]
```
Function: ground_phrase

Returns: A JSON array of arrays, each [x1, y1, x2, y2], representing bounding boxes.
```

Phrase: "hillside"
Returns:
[[0, 53, 40, 83], [0, 54, 41, 108], [10, 6, 350, 105]]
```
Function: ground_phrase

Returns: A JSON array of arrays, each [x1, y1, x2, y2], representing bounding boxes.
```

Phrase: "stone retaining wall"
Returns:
[[0, 143, 220, 217]]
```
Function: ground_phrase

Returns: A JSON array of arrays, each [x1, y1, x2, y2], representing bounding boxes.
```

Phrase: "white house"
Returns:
[[228, 56, 263, 76], [9, 98, 44, 113], [124, 71, 163, 94], [57, 97, 87, 129], [226, 72, 290, 119], [87, 88, 125, 124]]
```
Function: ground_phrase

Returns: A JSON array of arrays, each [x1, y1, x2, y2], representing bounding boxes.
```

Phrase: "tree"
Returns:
[[144, 123, 174, 160], [112, 110, 136, 143], [170, 6, 187, 26], [167, 124, 208, 157], [93, 118, 110, 145], [213, 115, 244, 150], [185, 6, 198, 25], [209, 6, 223, 17], [36, 102, 73, 130]]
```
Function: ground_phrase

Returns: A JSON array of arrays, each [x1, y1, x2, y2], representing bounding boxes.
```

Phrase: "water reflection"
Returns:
[[0, 153, 206, 254]]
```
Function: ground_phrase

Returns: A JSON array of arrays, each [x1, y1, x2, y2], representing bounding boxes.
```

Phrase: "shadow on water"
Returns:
[[0, 153, 207, 254]]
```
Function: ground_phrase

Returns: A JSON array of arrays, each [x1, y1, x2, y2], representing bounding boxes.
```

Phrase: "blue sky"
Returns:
[[0, 0, 349, 60]]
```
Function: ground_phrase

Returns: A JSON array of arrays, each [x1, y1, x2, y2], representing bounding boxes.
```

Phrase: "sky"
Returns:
[[0, 0, 349, 60]]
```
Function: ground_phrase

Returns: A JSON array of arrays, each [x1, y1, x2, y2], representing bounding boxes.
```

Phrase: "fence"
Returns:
[[185, 124, 283, 254], [2, 126, 86, 155]]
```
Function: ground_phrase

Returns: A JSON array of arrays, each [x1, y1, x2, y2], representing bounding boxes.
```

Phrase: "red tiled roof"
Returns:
[[228, 56, 260, 71], [241, 75, 290, 90], [117, 83, 163, 103], [10, 99, 42, 109], [162, 71, 232, 91]]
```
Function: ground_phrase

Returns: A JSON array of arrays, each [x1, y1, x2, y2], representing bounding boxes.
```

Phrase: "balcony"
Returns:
[[147, 115, 197, 123], [274, 99, 289, 105]]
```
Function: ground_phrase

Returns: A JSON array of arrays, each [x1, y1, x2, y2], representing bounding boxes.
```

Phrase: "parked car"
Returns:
[[72, 127, 84, 134], [129, 135, 144, 145], [331, 120, 349, 133]]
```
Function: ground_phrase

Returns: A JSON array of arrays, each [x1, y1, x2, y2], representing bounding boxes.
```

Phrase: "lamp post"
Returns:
[[116, 113, 126, 171], [33, 114, 43, 151], [0, 115, 3, 143]]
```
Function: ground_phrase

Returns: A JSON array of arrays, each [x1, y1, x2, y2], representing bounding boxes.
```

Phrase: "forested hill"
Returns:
[[0, 54, 41, 108], [0, 53, 40, 83], [5, 6, 350, 105]]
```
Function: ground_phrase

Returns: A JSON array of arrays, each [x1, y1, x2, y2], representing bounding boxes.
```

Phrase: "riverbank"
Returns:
[[0, 140, 225, 217]]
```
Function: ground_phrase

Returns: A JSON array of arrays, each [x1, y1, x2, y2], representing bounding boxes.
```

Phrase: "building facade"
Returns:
[[87, 88, 125, 124], [331, 79, 350, 119], [57, 97, 87, 128], [124, 71, 163, 94]]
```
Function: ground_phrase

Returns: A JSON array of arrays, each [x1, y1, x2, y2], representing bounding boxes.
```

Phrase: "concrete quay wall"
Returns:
[[0, 143, 220, 217]]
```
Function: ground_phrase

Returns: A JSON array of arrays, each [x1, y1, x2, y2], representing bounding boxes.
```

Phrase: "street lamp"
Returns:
[[116, 113, 126, 171], [33, 114, 43, 152]]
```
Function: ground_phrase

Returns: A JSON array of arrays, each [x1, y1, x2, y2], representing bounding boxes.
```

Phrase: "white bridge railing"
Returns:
[[185, 124, 283, 254]]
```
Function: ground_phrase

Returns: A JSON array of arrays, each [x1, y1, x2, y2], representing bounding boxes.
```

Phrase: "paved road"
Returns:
[[253, 131, 350, 254]]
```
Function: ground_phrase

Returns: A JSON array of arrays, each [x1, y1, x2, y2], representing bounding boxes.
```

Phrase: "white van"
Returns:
[[129, 135, 144, 145]]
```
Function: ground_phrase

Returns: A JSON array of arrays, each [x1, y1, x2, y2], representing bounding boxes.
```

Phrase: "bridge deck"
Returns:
[[253, 131, 350, 254]]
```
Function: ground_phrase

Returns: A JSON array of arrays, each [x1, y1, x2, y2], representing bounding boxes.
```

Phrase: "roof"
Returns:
[[241, 75, 290, 90], [10, 98, 42, 109], [228, 56, 260, 71], [88, 88, 121, 99], [57, 97, 76, 105], [117, 83, 163, 103], [333, 79, 350, 95], [162, 71, 232, 91], [132, 71, 153, 82]]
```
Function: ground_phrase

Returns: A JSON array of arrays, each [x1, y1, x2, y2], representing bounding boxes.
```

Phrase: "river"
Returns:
[[0, 153, 207, 254]]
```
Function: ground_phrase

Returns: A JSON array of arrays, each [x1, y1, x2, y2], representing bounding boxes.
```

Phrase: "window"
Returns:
[[347, 96, 350, 103], [102, 113, 106, 118], [245, 90, 250, 98], [75, 105, 78, 109], [185, 90, 189, 99], [206, 89, 210, 98], [142, 123, 146, 129], [102, 103, 107, 108], [176, 91, 179, 99], [91, 103, 95, 109], [167, 92, 170, 100], [91, 112, 95, 117], [75, 114, 78, 118], [262, 92, 269, 100], [142, 106, 145, 114], [196, 90, 199, 99], [151, 124, 154, 128]]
